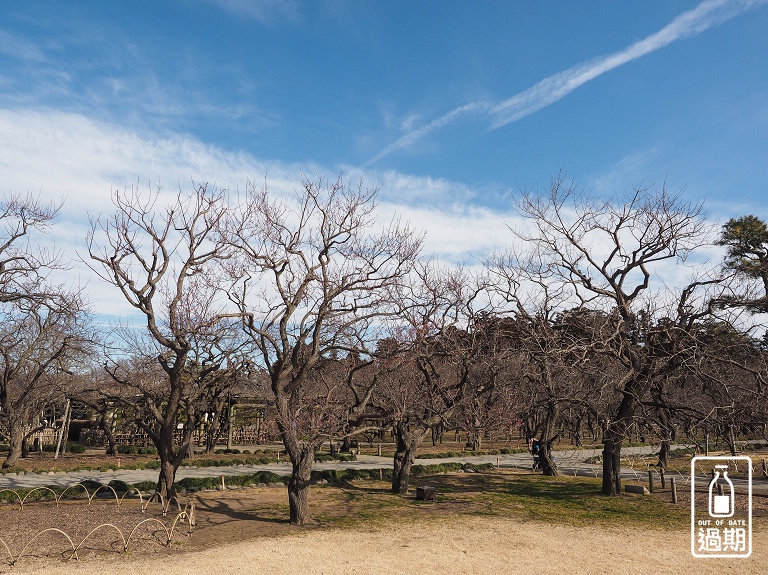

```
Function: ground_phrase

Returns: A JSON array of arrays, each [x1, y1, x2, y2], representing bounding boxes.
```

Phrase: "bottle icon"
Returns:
[[709, 464, 734, 518]]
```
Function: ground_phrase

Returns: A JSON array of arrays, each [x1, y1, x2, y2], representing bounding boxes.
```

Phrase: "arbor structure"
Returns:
[[222, 176, 421, 524], [87, 183, 233, 498]]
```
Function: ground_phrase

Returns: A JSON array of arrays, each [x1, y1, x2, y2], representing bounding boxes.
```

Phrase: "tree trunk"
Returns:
[[602, 436, 622, 495], [602, 416, 630, 495], [151, 419, 189, 500], [156, 458, 178, 500], [287, 448, 314, 526], [468, 429, 482, 451], [726, 425, 737, 456], [100, 413, 118, 456], [657, 439, 670, 469], [601, 375, 640, 495], [538, 442, 559, 476], [205, 409, 222, 454], [392, 445, 415, 494], [391, 423, 424, 494], [2, 421, 24, 468], [431, 423, 443, 446]]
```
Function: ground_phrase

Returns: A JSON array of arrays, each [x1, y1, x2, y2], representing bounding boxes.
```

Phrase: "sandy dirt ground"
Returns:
[[7, 515, 765, 575]]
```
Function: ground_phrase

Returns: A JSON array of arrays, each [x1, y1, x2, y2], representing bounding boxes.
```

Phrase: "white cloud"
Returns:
[[589, 148, 664, 196], [0, 108, 515, 316], [378, 202, 522, 264], [205, 0, 301, 24], [0, 29, 47, 62], [0, 107, 744, 328], [365, 102, 489, 166]]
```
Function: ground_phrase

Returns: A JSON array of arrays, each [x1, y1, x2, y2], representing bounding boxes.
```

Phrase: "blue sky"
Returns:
[[1, 0, 767, 315]]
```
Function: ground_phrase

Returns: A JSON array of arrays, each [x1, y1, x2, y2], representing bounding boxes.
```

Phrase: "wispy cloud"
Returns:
[[366, 102, 489, 166], [0, 29, 47, 62], [0, 109, 515, 312], [369, 0, 767, 165], [205, 0, 301, 24]]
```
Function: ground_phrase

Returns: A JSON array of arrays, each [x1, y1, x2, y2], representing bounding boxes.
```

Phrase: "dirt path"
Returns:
[[10, 515, 765, 575]]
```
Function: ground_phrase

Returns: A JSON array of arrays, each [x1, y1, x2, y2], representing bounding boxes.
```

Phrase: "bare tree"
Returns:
[[485, 247, 599, 476], [0, 192, 91, 468], [373, 262, 485, 493], [0, 193, 64, 303], [87, 182, 233, 498], [514, 176, 712, 494], [0, 293, 91, 467], [222, 175, 421, 525]]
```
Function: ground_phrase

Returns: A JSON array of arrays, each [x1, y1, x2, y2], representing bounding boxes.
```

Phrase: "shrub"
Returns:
[[178, 476, 219, 491], [463, 462, 494, 472], [132, 481, 157, 493], [108, 479, 131, 493], [310, 468, 390, 484], [411, 462, 464, 476], [73, 480, 102, 493]]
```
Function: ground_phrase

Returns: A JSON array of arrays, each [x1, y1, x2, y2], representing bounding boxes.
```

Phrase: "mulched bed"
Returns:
[[0, 495, 194, 571]]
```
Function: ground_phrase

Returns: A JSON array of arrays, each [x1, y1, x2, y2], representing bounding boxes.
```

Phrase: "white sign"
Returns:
[[691, 456, 752, 558]]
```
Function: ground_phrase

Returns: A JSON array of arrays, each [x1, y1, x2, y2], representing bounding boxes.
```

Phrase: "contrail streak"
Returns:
[[368, 0, 766, 165]]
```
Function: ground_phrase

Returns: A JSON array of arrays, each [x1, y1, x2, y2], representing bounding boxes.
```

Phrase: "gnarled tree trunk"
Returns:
[[657, 438, 671, 469], [538, 441, 559, 476], [391, 422, 426, 494], [2, 420, 25, 468], [287, 447, 315, 526]]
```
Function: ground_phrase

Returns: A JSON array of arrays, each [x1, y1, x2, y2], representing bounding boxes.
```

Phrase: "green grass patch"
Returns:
[[309, 468, 688, 531], [479, 473, 689, 529]]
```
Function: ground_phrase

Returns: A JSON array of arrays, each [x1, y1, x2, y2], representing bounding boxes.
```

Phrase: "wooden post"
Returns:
[[671, 478, 678, 504], [226, 401, 234, 451], [660, 468, 666, 489], [717, 483, 724, 496], [648, 470, 654, 493], [61, 406, 72, 455], [54, 399, 71, 460], [377, 444, 382, 457]]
